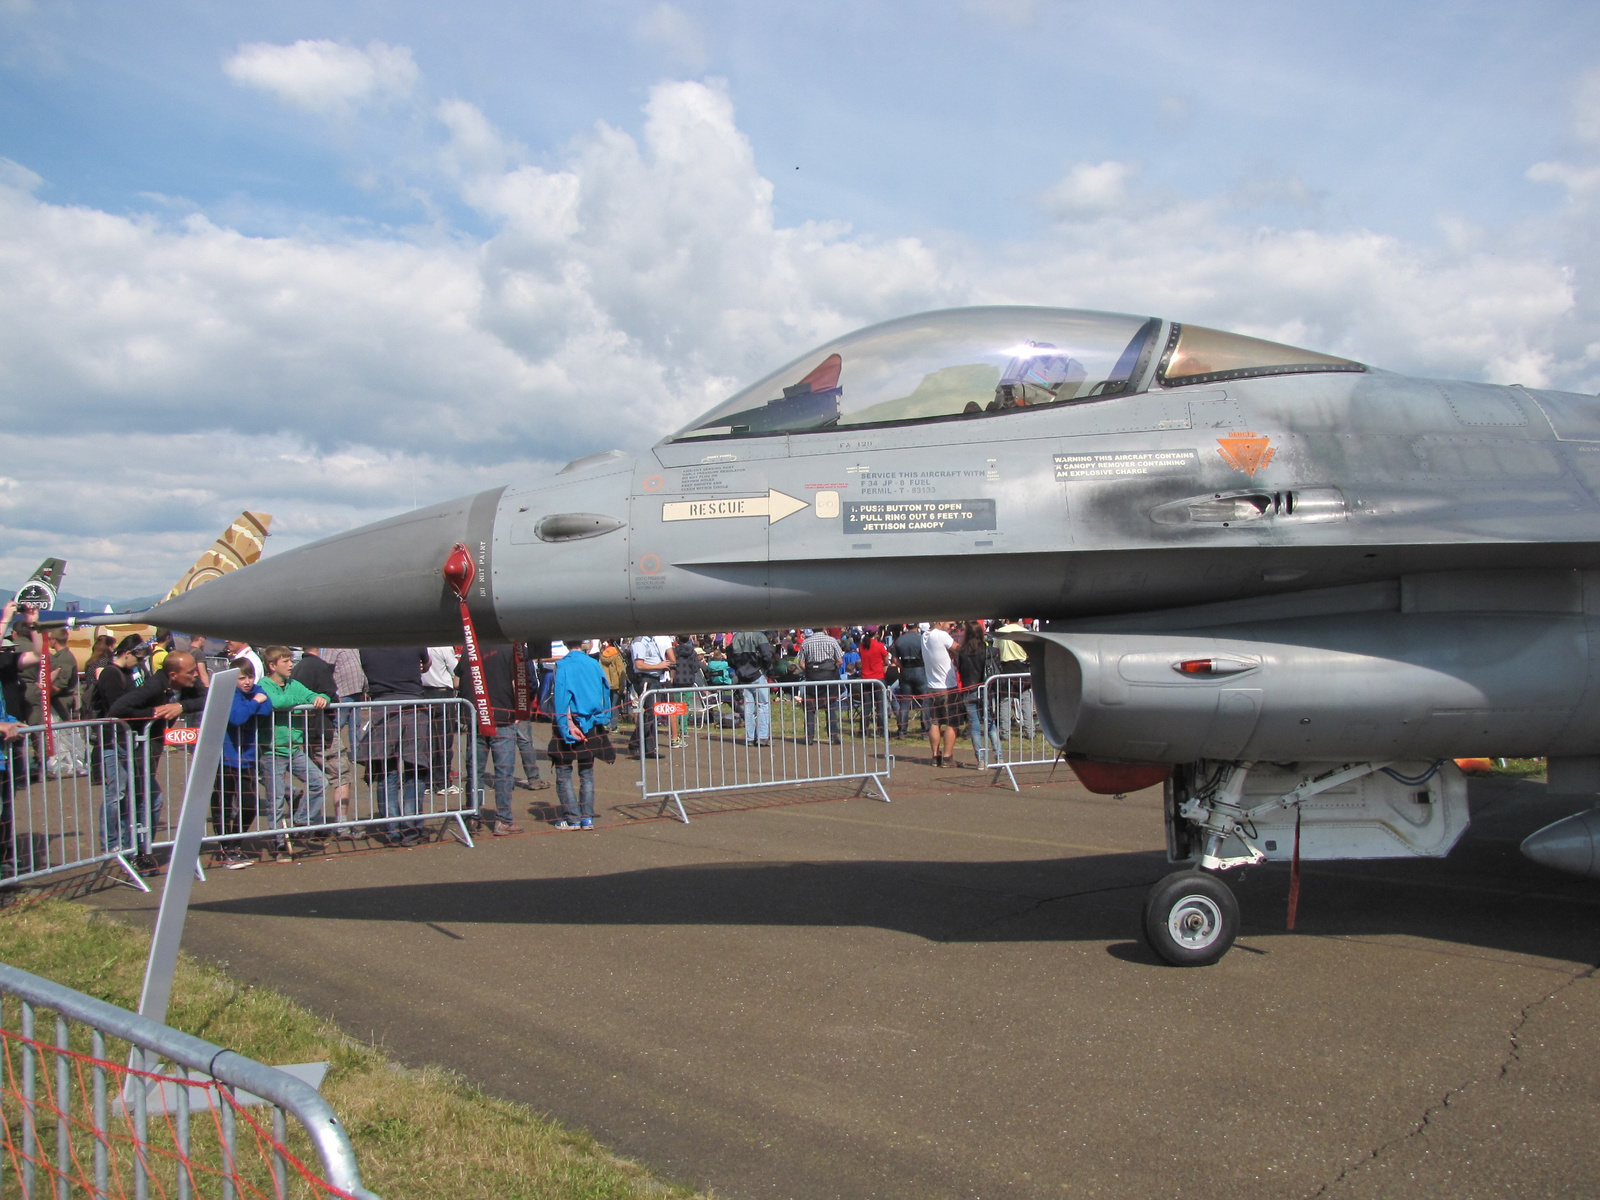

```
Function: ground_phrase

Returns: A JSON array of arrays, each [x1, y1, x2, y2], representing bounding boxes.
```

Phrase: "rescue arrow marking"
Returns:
[[661, 489, 809, 525]]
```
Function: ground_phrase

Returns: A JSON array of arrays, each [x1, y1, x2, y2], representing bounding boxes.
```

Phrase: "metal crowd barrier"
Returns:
[[0, 698, 482, 892], [978, 672, 1057, 790], [148, 698, 482, 859], [0, 960, 378, 1199], [0, 718, 147, 889], [636, 679, 894, 821]]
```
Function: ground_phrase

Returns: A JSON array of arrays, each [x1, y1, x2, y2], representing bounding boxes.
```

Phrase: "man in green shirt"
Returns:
[[259, 646, 330, 852]]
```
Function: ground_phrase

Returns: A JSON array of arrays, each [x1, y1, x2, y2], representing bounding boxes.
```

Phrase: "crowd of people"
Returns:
[[0, 597, 1038, 873], [616, 621, 1038, 767]]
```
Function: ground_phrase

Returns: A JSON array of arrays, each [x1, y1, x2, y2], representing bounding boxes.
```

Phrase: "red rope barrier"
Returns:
[[0, 1027, 363, 1200]]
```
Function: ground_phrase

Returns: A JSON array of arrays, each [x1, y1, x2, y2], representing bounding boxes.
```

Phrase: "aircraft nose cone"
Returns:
[[1520, 808, 1600, 877], [139, 488, 505, 646]]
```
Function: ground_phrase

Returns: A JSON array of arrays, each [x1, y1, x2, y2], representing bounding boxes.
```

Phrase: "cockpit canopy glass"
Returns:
[[671, 307, 1161, 441], [1158, 324, 1364, 387]]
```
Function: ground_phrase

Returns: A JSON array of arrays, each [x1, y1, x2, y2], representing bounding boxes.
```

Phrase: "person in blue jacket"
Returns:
[[211, 659, 273, 867], [549, 649, 612, 830]]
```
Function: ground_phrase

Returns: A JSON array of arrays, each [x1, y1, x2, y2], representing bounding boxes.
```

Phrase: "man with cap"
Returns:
[[108, 650, 205, 869]]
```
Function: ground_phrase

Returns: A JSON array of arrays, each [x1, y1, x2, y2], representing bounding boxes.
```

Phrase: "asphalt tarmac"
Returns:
[[87, 754, 1600, 1200]]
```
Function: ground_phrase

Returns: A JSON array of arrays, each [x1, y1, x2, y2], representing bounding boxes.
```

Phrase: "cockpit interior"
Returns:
[[672, 306, 1364, 442]]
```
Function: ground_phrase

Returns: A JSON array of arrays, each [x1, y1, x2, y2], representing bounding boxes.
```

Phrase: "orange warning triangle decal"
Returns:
[[1216, 432, 1275, 476]]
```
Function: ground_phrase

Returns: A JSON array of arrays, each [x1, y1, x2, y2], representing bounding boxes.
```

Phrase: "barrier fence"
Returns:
[[0, 960, 378, 1199], [978, 672, 1056, 790], [147, 698, 482, 862], [1, 719, 143, 888], [0, 698, 480, 890], [637, 679, 894, 821]]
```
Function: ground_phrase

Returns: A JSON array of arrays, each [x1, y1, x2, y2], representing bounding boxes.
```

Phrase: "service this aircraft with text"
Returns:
[[140, 306, 1600, 964]]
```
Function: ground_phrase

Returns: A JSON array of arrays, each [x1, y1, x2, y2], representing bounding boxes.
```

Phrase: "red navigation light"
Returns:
[[1177, 659, 1214, 674]]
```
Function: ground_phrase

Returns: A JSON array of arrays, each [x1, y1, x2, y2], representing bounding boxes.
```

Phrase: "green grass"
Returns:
[[0, 898, 699, 1200], [1487, 757, 1547, 780]]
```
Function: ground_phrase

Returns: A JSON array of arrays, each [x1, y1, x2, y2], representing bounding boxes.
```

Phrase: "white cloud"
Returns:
[[4, 63, 1600, 593], [1039, 160, 1134, 218], [634, 3, 708, 73], [224, 40, 418, 116], [0, 430, 554, 601]]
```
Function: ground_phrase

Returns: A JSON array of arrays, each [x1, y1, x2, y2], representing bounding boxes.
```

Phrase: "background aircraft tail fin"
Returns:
[[13, 558, 65, 608], [161, 511, 273, 602]]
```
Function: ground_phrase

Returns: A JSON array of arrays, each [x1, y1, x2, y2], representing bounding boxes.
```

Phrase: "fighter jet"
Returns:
[[135, 306, 1600, 964]]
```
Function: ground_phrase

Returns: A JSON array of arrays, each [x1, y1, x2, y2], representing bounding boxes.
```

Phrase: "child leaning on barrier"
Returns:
[[259, 646, 330, 857], [212, 660, 273, 867]]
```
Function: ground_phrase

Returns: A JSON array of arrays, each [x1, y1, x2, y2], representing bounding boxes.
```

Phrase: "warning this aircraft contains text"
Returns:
[[843, 500, 997, 534], [1053, 449, 1200, 481]]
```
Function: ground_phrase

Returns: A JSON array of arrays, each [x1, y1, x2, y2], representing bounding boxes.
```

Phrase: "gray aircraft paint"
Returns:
[[132, 305, 1600, 878]]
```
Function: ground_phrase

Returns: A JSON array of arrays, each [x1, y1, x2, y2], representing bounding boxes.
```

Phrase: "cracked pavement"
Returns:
[[88, 763, 1600, 1198]]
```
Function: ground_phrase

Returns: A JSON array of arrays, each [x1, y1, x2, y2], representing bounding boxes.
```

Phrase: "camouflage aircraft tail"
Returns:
[[161, 511, 273, 602], [13, 558, 65, 609]]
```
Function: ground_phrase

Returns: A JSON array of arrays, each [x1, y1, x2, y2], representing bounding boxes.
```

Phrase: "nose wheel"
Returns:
[[1142, 870, 1239, 966]]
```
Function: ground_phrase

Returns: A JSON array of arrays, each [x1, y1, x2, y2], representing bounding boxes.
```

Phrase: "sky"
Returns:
[[3, 0, 1600, 597]]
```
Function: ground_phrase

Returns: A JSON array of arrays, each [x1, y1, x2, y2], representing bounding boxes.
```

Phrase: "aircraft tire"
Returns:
[[1142, 870, 1239, 966]]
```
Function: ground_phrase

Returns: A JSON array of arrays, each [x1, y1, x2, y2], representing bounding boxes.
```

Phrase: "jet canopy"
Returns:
[[670, 306, 1363, 442]]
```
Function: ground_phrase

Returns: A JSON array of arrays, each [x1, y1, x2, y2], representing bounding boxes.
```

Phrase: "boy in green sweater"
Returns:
[[260, 645, 330, 855]]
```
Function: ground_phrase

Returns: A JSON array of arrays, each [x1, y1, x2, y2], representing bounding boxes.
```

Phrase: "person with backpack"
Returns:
[[798, 628, 844, 745], [667, 635, 704, 749], [599, 639, 629, 725], [549, 647, 615, 829], [730, 630, 775, 746]]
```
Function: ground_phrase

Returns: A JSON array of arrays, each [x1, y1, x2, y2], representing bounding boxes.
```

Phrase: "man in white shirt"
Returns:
[[423, 646, 461, 791], [224, 640, 264, 684], [921, 620, 960, 767], [422, 646, 459, 694], [627, 634, 674, 758]]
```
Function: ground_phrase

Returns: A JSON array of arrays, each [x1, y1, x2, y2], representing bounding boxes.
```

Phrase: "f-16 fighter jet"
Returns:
[[135, 306, 1600, 964]]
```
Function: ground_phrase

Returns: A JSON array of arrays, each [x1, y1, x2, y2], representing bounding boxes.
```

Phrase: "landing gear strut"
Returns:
[[1142, 870, 1239, 966], [1147, 757, 1420, 965]]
